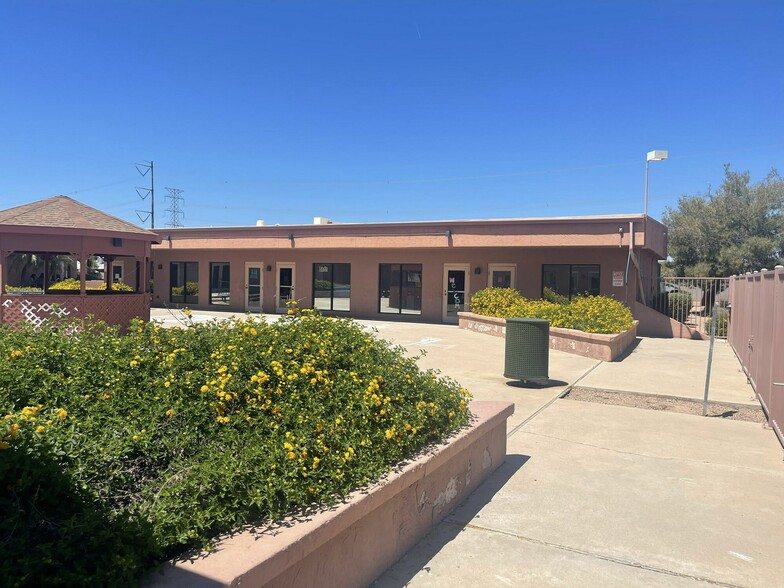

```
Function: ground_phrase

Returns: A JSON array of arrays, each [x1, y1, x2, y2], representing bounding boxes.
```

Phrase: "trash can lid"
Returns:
[[506, 317, 550, 325]]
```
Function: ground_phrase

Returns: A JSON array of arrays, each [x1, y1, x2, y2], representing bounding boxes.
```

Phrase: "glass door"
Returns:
[[276, 263, 295, 312], [245, 262, 263, 312], [442, 264, 470, 323]]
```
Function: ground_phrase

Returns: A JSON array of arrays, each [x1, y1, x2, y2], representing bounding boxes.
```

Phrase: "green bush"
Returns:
[[667, 291, 692, 319], [470, 288, 634, 334], [705, 308, 729, 337], [170, 281, 199, 296], [0, 309, 471, 586], [541, 286, 570, 305]]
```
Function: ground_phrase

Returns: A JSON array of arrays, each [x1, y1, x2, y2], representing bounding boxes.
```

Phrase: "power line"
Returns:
[[164, 187, 185, 228]]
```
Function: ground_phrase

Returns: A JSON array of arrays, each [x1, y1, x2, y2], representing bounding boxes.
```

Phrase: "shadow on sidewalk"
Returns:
[[373, 453, 530, 587]]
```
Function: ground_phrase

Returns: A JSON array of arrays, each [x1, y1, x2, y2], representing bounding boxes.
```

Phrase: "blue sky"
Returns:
[[2, 1, 782, 228]]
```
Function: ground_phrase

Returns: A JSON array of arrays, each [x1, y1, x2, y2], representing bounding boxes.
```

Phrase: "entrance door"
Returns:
[[442, 264, 470, 323], [245, 262, 263, 312], [276, 263, 295, 312]]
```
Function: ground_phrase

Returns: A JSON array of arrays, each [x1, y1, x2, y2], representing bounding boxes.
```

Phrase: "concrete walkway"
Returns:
[[362, 322, 784, 588], [150, 310, 784, 586]]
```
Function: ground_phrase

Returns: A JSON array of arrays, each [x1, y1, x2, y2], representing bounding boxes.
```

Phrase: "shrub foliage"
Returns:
[[0, 309, 471, 586], [470, 288, 634, 334]]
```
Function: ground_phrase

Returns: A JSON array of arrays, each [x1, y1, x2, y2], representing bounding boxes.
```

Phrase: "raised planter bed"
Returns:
[[458, 311, 638, 362], [149, 400, 514, 588]]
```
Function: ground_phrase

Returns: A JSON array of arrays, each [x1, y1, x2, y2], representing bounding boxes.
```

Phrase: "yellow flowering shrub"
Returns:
[[470, 288, 634, 334], [0, 309, 471, 585], [47, 277, 134, 291]]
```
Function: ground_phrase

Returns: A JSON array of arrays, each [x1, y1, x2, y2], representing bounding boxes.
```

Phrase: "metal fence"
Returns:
[[728, 267, 784, 448], [649, 277, 731, 338]]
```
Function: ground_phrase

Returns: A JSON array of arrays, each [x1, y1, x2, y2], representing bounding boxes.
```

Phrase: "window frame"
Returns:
[[209, 262, 231, 306], [312, 262, 351, 312], [170, 261, 199, 304], [541, 263, 601, 299], [378, 263, 423, 315]]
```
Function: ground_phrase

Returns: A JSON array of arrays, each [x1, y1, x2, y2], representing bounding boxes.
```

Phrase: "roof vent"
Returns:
[[255, 220, 265, 226], [313, 216, 333, 225]]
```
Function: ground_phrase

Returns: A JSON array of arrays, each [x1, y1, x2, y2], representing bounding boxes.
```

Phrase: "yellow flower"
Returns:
[[287, 451, 296, 459], [35, 426, 45, 433], [129, 360, 138, 367], [0, 442, 9, 450], [200, 385, 209, 393], [164, 381, 171, 388], [183, 308, 192, 317], [56, 408, 68, 420], [165, 409, 174, 417]]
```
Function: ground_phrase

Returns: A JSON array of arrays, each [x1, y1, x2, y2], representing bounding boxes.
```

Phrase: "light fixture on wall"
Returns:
[[288, 233, 294, 241], [444, 229, 452, 239], [266, 265, 272, 272], [474, 267, 481, 275]]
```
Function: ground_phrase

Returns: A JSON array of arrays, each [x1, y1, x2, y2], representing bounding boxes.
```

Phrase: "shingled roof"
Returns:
[[0, 195, 157, 237]]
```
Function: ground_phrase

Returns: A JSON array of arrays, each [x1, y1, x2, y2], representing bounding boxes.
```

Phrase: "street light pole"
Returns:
[[645, 150, 668, 217]]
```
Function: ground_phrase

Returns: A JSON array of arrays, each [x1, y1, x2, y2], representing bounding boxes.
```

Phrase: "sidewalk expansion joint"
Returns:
[[518, 430, 784, 477], [506, 360, 603, 440], [454, 521, 749, 588]]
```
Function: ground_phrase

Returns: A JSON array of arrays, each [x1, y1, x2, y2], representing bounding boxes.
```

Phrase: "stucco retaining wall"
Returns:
[[458, 312, 638, 361], [149, 400, 514, 588]]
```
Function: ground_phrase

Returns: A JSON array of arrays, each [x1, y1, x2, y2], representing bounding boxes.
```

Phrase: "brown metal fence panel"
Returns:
[[729, 267, 784, 447]]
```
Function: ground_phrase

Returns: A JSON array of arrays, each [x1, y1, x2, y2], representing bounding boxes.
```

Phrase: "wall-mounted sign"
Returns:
[[613, 270, 624, 287]]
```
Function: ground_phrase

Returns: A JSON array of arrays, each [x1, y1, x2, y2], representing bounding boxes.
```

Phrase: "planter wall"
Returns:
[[458, 312, 637, 362], [150, 400, 514, 588]]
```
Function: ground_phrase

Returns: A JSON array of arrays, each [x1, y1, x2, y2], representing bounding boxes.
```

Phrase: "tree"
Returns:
[[663, 165, 784, 276]]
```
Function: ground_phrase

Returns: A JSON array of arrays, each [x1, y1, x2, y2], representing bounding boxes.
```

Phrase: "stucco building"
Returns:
[[151, 214, 667, 325]]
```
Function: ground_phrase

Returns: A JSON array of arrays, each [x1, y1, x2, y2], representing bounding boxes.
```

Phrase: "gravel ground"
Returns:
[[564, 386, 767, 423]]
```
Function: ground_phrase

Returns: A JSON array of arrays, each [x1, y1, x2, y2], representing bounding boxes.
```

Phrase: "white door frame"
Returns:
[[275, 262, 296, 313], [244, 261, 264, 312], [442, 263, 471, 323], [487, 263, 517, 289]]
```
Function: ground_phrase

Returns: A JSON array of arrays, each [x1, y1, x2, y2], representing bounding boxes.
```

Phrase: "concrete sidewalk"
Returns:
[[361, 322, 784, 588]]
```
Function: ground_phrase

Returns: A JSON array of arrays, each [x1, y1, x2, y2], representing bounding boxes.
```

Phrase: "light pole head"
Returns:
[[647, 150, 668, 162]]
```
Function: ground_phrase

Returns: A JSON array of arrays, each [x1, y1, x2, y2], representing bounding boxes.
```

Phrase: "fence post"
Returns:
[[703, 303, 718, 416]]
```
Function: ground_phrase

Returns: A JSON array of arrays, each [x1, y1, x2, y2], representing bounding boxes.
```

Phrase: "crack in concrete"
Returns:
[[453, 521, 750, 588]]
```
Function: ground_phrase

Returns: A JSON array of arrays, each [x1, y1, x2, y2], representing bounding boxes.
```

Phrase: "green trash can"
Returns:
[[504, 318, 549, 383]]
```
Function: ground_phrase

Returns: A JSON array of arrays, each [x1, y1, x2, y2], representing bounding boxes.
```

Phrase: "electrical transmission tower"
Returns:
[[134, 160, 154, 228], [164, 187, 185, 228]]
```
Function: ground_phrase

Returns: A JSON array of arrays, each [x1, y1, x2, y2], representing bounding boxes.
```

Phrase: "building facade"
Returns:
[[151, 214, 667, 324]]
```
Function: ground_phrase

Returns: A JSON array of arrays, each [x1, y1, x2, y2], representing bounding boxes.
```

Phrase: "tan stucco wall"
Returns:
[[151, 245, 640, 323]]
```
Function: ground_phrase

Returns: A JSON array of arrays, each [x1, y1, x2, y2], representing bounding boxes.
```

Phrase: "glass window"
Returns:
[[209, 262, 230, 305], [312, 263, 350, 311], [170, 262, 199, 304], [492, 270, 512, 288], [542, 264, 600, 299], [571, 265, 601, 297], [379, 264, 422, 315]]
